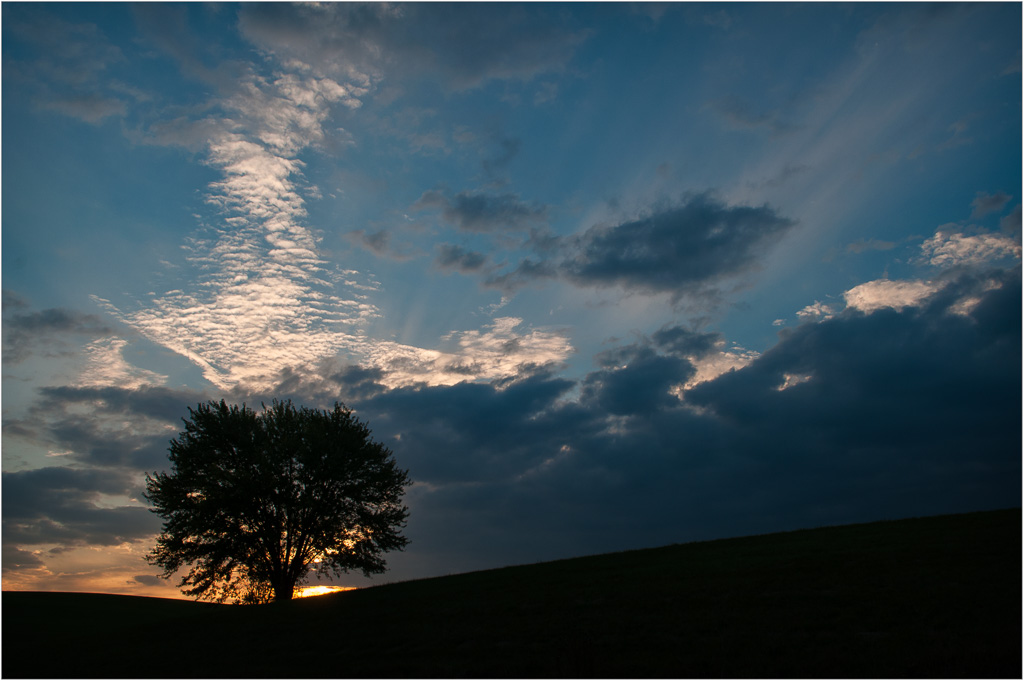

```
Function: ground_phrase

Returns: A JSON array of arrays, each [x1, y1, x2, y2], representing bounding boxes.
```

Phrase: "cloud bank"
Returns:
[[484, 192, 796, 302]]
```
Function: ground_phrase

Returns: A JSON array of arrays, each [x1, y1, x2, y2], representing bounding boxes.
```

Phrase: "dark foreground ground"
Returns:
[[3, 508, 1020, 678]]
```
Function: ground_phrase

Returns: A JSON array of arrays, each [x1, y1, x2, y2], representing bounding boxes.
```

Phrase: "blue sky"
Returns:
[[2, 2, 1021, 597]]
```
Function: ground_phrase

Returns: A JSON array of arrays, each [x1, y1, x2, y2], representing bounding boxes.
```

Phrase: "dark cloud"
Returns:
[[3, 7, 128, 123], [6, 271, 1017, 586], [562, 192, 795, 298], [481, 193, 795, 299], [686, 268, 1021, 472], [2, 290, 30, 311], [435, 244, 489, 273], [650, 325, 722, 358], [131, 574, 165, 586], [2, 545, 45, 570], [1000, 205, 1021, 233], [592, 343, 650, 369], [2, 466, 159, 546], [352, 268, 1020, 580], [9, 386, 200, 470], [413, 190, 548, 233], [37, 385, 199, 423], [3, 307, 115, 364], [484, 257, 559, 292], [347, 229, 390, 256], [325, 364, 389, 403], [4, 308, 113, 335], [346, 229, 419, 261], [970, 191, 1012, 219], [2, 385, 205, 559], [237, 3, 590, 90], [580, 348, 692, 416], [229, 360, 389, 408], [358, 371, 586, 485]]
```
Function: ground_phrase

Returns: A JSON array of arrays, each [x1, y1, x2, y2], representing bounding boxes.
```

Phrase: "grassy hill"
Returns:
[[3, 509, 1020, 678]]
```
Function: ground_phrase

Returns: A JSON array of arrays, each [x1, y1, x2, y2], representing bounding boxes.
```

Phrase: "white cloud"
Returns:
[[75, 337, 168, 390], [108, 58, 574, 393], [777, 373, 813, 391], [364, 317, 574, 389], [796, 300, 834, 321], [920, 229, 1021, 268], [104, 67, 384, 392], [843, 279, 938, 314], [681, 345, 759, 392]]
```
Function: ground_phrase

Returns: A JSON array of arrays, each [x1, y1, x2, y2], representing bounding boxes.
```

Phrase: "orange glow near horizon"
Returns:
[[295, 585, 356, 598]]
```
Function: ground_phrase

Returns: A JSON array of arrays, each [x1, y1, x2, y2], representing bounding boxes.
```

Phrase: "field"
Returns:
[[3, 508, 1020, 678]]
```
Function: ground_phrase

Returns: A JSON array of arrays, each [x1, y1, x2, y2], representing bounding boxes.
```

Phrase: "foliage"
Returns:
[[145, 400, 410, 603]]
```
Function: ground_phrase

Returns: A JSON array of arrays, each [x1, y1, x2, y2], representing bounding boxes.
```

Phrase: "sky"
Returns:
[[2, 2, 1021, 599]]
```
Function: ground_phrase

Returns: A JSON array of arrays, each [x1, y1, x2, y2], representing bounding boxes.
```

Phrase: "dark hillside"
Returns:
[[4, 508, 1020, 678]]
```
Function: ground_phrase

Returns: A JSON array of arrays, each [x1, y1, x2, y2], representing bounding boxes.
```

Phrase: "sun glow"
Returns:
[[295, 585, 356, 598]]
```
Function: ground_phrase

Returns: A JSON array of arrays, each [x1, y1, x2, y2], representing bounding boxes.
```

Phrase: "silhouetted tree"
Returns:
[[145, 400, 410, 603]]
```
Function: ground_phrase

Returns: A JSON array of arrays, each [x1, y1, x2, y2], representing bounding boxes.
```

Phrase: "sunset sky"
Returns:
[[3, 3, 1021, 598]]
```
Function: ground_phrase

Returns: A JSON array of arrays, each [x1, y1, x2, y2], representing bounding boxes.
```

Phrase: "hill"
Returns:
[[3, 508, 1020, 678]]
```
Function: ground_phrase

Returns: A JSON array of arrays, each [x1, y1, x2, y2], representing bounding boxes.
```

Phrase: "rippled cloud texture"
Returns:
[[3, 3, 1020, 597]]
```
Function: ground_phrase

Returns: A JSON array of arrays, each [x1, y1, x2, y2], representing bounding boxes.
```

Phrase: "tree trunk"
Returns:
[[273, 578, 295, 601]]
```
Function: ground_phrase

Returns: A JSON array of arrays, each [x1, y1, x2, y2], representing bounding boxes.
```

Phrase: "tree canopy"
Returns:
[[145, 400, 410, 603]]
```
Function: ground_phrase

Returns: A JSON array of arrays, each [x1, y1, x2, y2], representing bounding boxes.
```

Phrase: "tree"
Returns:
[[145, 399, 410, 603]]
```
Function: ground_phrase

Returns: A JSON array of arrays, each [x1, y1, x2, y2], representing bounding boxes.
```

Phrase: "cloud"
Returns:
[[2, 467, 159, 547], [970, 191, 1012, 219], [2, 545, 45, 570], [348, 268, 1020, 578], [347, 229, 420, 261], [6, 267, 1018, 589], [75, 338, 168, 390], [2, 306, 116, 364], [435, 244, 489, 273], [131, 574, 165, 587], [484, 257, 560, 293], [104, 68, 381, 391], [560, 192, 795, 299], [363, 317, 575, 390], [413, 190, 548, 233], [236, 3, 589, 91], [920, 229, 1021, 268], [0, 382, 206, 586], [6, 385, 200, 471], [358, 371, 586, 485], [39, 94, 127, 123], [841, 227, 1020, 317], [843, 279, 938, 314], [580, 348, 693, 416], [687, 270, 1021, 462], [3, 8, 128, 123], [1000, 205, 1021, 233], [796, 301, 836, 321], [591, 326, 753, 393], [3, 290, 30, 311], [650, 325, 722, 358]]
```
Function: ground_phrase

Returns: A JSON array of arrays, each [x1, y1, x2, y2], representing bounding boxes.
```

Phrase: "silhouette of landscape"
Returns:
[[3, 508, 1019, 678]]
